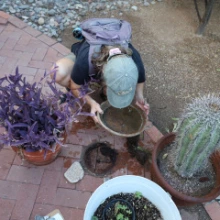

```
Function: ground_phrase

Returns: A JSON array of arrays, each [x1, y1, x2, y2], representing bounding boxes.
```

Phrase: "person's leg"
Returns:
[[50, 53, 75, 89]]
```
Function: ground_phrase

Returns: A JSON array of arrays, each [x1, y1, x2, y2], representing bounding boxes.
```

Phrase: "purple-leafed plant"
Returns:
[[0, 67, 90, 153]]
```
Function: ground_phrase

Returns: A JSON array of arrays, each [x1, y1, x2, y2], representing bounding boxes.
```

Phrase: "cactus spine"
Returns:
[[174, 94, 220, 177]]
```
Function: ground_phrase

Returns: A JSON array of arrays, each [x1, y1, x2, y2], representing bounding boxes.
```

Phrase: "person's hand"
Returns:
[[135, 96, 150, 116], [90, 100, 103, 123]]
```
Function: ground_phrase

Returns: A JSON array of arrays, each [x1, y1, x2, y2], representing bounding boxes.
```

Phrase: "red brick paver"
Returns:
[[0, 149, 16, 180], [7, 165, 44, 184], [0, 11, 219, 220], [0, 198, 15, 220], [204, 201, 220, 220]]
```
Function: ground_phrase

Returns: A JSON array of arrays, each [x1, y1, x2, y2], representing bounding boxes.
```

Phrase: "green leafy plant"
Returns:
[[134, 191, 142, 199], [174, 94, 220, 177], [115, 202, 131, 220], [116, 213, 129, 220]]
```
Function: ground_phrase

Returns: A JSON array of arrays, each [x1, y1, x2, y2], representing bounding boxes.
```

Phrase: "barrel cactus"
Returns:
[[174, 94, 220, 177]]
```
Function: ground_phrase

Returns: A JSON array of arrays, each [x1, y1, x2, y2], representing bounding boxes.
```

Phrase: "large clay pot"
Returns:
[[12, 144, 62, 166], [151, 133, 220, 206]]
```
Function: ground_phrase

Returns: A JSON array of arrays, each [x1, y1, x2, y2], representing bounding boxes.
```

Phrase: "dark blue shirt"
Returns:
[[71, 41, 146, 85]]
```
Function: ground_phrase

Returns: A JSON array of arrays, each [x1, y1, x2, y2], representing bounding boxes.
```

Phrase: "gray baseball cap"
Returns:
[[103, 55, 138, 108]]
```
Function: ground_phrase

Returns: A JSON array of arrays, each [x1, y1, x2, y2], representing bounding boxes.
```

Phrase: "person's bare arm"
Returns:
[[135, 82, 149, 115], [69, 79, 103, 122]]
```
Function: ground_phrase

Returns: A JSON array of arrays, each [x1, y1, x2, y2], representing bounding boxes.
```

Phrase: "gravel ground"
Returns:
[[0, 0, 162, 42]]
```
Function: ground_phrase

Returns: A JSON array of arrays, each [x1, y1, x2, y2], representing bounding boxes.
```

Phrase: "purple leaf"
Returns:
[[0, 67, 89, 152]]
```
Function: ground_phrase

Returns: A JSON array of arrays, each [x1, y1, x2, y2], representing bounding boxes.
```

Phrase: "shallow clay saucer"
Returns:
[[97, 101, 147, 137]]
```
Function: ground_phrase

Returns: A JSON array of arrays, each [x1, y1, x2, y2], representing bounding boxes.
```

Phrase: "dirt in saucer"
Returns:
[[101, 106, 142, 134]]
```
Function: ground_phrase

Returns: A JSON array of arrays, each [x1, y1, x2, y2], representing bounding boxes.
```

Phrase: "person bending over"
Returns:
[[51, 40, 149, 122]]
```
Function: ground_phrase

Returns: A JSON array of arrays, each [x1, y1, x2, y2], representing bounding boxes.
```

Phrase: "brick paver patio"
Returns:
[[0, 11, 219, 220]]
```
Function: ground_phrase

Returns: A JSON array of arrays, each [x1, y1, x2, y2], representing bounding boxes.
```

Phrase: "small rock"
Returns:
[[151, 1, 156, 4], [19, 5, 30, 10], [131, 5, 138, 11], [162, 153, 168, 159], [122, 2, 131, 10], [96, 3, 106, 11], [47, 0, 55, 9], [59, 23, 64, 31], [36, 1, 43, 7], [22, 15, 29, 20], [9, 6, 16, 14], [50, 29, 58, 37], [78, 10, 87, 17], [67, 12, 75, 19], [64, 21, 70, 26], [116, 1, 123, 9], [30, 15, 38, 22], [74, 4, 83, 10], [38, 17, 45, 25], [144, 2, 150, 6], [55, 15, 63, 23], [64, 161, 84, 183], [48, 9, 56, 16], [110, 5, 117, 10]]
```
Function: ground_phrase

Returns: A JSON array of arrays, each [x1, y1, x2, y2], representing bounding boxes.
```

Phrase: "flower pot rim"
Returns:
[[11, 143, 62, 166], [151, 132, 220, 205]]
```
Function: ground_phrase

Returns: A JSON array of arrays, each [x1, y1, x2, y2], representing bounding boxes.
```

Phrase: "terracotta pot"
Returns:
[[151, 132, 220, 206], [12, 144, 62, 166], [97, 101, 147, 137]]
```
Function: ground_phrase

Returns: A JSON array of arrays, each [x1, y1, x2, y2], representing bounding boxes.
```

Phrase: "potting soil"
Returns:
[[101, 106, 142, 134], [93, 192, 163, 220]]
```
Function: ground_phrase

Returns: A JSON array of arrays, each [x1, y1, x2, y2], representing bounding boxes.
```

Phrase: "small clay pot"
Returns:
[[151, 133, 220, 206], [11, 144, 62, 166]]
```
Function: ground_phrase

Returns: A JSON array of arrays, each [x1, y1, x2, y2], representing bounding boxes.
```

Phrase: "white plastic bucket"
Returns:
[[83, 175, 181, 220]]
